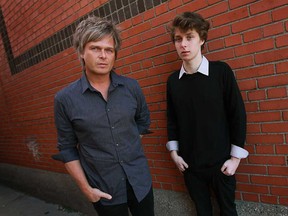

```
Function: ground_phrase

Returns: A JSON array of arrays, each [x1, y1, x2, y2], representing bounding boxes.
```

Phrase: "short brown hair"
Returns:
[[169, 12, 210, 50]]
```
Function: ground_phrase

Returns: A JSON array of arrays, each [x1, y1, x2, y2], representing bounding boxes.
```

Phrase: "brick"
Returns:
[[260, 99, 288, 111], [207, 38, 225, 51], [225, 34, 242, 47], [255, 145, 275, 154], [246, 134, 283, 144], [155, 3, 168, 16], [199, 1, 229, 18], [237, 183, 269, 194], [276, 34, 288, 48], [272, 5, 288, 21], [209, 25, 231, 40], [267, 87, 287, 99], [141, 26, 166, 41], [245, 102, 258, 112], [260, 195, 278, 204], [264, 22, 284, 37], [279, 197, 288, 206], [235, 38, 274, 57], [248, 155, 286, 165], [255, 48, 288, 64], [226, 56, 254, 69], [236, 64, 274, 80], [212, 7, 248, 27], [229, 0, 258, 9], [284, 111, 288, 121], [247, 124, 261, 133], [252, 175, 288, 186], [232, 13, 272, 33], [276, 61, 288, 73], [242, 193, 260, 202], [237, 164, 267, 174], [168, 0, 182, 9], [258, 74, 288, 88], [262, 122, 288, 133], [243, 28, 263, 43], [271, 187, 288, 196], [250, 0, 288, 15], [237, 79, 257, 91], [247, 90, 266, 101], [247, 111, 281, 122], [275, 145, 288, 155], [268, 166, 288, 176]]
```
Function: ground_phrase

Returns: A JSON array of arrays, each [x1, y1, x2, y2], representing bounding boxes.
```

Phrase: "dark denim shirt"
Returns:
[[53, 71, 152, 205]]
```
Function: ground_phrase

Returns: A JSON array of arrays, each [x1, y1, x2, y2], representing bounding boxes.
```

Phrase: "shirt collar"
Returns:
[[80, 70, 124, 94], [179, 56, 209, 79]]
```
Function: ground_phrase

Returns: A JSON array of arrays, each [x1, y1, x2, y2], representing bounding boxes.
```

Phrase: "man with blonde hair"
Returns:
[[53, 16, 154, 216]]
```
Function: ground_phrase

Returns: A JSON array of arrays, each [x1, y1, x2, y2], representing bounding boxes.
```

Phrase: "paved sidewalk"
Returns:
[[0, 183, 86, 216]]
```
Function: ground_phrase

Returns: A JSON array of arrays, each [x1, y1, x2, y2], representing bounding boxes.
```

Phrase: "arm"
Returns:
[[166, 76, 188, 172], [133, 80, 151, 135], [54, 95, 111, 201], [222, 62, 249, 175], [65, 160, 111, 202]]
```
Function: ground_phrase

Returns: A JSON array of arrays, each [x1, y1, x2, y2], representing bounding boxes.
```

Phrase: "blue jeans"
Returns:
[[93, 181, 154, 216]]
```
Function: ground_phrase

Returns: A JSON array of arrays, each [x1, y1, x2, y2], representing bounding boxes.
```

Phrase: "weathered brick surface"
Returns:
[[0, 0, 287, 206]]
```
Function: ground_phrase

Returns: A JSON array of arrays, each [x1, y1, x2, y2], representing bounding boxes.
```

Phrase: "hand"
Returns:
[[221, 156, 241, 176], [170, 150, 189, 173], [83, 187, 112, 203]]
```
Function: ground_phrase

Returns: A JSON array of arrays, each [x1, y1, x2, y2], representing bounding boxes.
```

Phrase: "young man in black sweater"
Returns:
[[166, 12, 249, 216]]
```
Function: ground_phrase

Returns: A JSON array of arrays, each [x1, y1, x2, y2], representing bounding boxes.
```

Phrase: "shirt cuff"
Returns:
[[166, 140, 179, 151], [231, 144, 249, 159]]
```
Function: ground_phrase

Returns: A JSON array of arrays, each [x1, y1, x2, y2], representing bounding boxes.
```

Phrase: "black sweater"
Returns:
[[167, 61, 246, 169]]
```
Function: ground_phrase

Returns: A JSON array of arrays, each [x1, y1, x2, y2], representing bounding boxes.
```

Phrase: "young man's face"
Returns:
[[81, 35, 116, 77], [173, 28, 204, 62]]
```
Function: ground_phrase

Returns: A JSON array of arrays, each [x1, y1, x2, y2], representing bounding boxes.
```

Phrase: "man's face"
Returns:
[[174, 28, 204, 62], [81, 35, 116, 77]]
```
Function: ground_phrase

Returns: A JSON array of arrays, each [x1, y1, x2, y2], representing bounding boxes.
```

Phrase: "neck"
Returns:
[[183, 55, 202, 74]]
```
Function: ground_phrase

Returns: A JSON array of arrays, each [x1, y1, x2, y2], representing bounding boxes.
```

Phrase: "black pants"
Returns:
[[184, 165, 237, 216], [93, 181, 154, 216]]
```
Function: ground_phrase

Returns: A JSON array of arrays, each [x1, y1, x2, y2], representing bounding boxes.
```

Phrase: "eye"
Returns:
[[174, 37, 182, 43], [105, 49, 114, 54]]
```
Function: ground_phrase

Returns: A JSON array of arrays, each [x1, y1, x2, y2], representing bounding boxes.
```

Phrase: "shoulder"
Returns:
[[167, 70, 180, 82], [55, 79, 81, 101], [209, 60, 234, 77], [209, 60, 231, 71]]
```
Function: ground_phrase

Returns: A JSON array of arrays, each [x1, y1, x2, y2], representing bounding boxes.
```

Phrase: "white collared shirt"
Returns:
[[179, 56, 209, 79]]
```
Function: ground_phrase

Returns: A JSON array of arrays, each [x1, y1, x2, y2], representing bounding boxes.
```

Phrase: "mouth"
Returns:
[[181, 51, 190, 55], [97, 63, 108, 67]]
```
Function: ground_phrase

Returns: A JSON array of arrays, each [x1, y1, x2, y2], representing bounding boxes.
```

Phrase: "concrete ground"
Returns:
[[1, 182, 288, 216], [0, 183, 86, 216]]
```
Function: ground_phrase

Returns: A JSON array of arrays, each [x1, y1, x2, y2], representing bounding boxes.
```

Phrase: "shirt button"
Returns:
[[107, 108, 110, 112], [111, 126, 114, 129], [116, 143, 119, 146]]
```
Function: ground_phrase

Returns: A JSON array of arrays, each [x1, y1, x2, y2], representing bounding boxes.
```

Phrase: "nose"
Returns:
[[99, 49, 107, 58], [181, 38, 188, 47]]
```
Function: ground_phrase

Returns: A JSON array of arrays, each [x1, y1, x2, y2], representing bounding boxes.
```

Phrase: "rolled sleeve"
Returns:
[[53, 94, 79, 163], [52, 148, 80, 163], [231, 144, 249, 159], [166, 140, 179, 151]]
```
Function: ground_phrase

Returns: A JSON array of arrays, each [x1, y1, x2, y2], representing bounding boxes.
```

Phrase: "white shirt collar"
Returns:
[[179, 56, 209, 79]]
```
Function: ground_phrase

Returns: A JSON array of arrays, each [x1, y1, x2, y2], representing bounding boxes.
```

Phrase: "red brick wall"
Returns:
[[0, 0, 287, 206]]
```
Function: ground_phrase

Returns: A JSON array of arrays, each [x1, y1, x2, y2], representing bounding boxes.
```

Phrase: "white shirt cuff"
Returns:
[[231, 144, 249, 159], [166, 140, 179, 151]]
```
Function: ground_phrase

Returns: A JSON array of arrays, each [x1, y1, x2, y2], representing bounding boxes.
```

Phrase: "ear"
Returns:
[[200, 39, 205, 46]]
